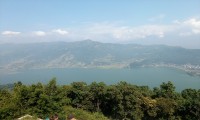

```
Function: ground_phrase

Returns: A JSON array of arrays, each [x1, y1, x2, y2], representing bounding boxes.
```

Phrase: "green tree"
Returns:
[[153, 81, 177, 99], [180, 89, 200, 119], [64, 106, 109, 120], [102, 81, 144, 120], [89, 82, 106, 112], [27, 83, 46, 117], [141, 96, 158, 119], [156, 97, 178, 119], [43, 78, 66, 116], [0, 89, 16, 119], [13, 82, 30, 116], [68, 82, 92, 110]]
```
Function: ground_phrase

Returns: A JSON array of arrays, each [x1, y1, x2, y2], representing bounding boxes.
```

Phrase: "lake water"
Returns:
[[0, 67, 200, 91]]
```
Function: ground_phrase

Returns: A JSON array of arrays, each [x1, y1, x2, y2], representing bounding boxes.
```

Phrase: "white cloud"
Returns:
[[84, 23, 172, 41], [183, 18, 200, 28], [1, 31, 21, 35], [68, 18, 199, 44], [33, 31, 46, 36], [53, 29, 68, 35], [1, 17, 199, 48], [175, 18, 200, 36]]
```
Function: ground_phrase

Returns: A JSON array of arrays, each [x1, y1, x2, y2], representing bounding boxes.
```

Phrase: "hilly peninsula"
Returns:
[[0, 40, 200, 76]]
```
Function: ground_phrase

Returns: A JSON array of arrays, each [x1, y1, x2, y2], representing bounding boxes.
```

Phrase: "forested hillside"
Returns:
[[0, 79, 199, 120], [1, 40, 200, 76]]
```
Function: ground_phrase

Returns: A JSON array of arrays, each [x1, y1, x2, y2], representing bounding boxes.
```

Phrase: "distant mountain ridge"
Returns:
[[0, 40, 200, 76]]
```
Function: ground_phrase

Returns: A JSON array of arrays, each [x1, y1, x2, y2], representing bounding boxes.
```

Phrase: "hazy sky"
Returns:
[[0, 0, 200, 48]]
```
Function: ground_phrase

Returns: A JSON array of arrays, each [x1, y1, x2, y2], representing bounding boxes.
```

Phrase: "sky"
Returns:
[[0, 0, 200, 48]]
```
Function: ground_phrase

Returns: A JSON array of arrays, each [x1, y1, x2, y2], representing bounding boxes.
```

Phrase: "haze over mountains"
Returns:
[[0, 40, 200, 76]]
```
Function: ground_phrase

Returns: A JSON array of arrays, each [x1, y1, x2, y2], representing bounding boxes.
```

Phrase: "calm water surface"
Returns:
[[0, 67, 200, 91]]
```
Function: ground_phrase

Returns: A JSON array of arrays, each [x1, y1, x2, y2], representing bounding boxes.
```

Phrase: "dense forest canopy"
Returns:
[[0, 78, 199, 120]]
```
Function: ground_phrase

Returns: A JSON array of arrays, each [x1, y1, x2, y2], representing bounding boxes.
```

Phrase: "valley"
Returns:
[[1, 40, 200, 76]]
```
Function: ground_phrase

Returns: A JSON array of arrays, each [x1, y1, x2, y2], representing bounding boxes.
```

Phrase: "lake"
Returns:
[[0, 67, 200, 91]]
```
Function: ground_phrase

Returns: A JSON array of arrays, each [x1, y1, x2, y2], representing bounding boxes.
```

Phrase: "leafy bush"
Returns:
[[63, 106, 109, 120]]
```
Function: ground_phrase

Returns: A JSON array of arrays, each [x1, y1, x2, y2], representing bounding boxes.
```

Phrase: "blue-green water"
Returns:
[[0, 67, 200, 91]]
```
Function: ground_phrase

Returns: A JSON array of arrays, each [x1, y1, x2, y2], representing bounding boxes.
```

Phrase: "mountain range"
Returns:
[[0, 40, 200, 76]]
